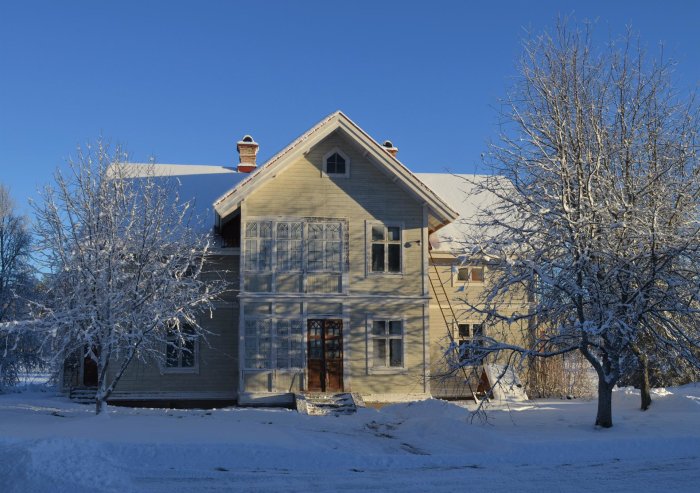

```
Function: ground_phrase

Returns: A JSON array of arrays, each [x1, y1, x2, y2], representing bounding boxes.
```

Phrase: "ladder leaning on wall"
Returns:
[[427, 249, 484, 402]]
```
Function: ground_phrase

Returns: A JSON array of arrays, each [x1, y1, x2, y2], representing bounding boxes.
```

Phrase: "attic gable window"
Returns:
[[323, 149, 350, 177]]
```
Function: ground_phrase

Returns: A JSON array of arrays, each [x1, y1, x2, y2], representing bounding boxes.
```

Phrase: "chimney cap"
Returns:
[[238, 134, 257, 145], [382, 140, 398, 157]]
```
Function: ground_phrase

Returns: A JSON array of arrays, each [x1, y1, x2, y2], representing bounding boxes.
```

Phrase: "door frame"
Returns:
[[306, 318, 344, 393]]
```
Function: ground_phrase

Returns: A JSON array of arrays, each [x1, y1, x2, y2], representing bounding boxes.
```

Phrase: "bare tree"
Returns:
[[457, 22, 700, 427], [25, 141, 227, 413], [0, 185, 41, 387], [0, 185, 32, 324]]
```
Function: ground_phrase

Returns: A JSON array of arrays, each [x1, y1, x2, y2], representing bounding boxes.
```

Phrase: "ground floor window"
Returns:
[[370, 319, 404, 369], [244, 317, 304, 370], [457, 322, 484, 363], [164, 325, 198, 372]]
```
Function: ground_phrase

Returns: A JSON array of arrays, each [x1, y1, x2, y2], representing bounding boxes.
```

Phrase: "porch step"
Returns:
[[69, 387, 97, 404], [295, 392, 365, 416]]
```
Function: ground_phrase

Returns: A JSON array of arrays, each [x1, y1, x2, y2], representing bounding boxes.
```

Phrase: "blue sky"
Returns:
[[2, 1, 700, 213]]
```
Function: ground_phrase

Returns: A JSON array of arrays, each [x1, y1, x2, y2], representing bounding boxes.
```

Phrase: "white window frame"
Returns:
[[366, 315, 406, 374], [366, 221, 404, 276], [162, 326, 200, 374], [243, 218, 347, 294], [322, 147, 351, 178]]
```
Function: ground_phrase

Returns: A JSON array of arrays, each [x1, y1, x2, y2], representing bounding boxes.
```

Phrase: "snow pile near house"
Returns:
[[1, 385, 700, 492]]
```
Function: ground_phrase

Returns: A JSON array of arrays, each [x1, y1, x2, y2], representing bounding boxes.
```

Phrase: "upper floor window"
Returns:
[[323, 149, 350, 177], [308, 222, 342, 272], [276, 221, 303, 272], [243, 218, 345, 278], [370, 224, 402, 273], [244, 221, 273, 271], [456, 266, 485, 283]]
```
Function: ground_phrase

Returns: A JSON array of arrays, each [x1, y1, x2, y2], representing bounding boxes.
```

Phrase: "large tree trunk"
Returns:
[[95, 396, 107, 415], [639, 354, 652, 411], [595, 377, 615, 428]]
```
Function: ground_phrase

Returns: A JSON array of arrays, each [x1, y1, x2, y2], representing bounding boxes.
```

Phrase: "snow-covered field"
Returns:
[[1, 386, 699, 492]]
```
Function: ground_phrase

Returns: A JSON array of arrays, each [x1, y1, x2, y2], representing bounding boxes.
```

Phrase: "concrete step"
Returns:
[[295, 392, 364, 416], [69, 387, 97, 405]]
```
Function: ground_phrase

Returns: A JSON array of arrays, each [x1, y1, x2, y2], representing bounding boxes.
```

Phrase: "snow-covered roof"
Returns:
[[116, 163, 248, 232], [415, 173, 500, 254], [113, 165, 500, 253]]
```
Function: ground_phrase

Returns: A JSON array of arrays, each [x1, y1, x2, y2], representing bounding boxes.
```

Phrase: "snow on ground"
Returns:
[[1, 386, 699, 492]]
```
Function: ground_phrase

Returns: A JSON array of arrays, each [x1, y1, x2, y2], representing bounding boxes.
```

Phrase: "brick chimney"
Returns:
[[382, 140, 398, 158], [237, 135, 259, 173]]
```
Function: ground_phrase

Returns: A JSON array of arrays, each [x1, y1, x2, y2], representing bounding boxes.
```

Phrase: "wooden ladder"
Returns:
[[427, 249, 482, 402]]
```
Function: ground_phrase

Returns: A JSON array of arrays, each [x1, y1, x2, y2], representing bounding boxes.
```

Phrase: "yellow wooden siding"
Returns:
[[244, 130, 425, 297], [428, 258, 530, 397]]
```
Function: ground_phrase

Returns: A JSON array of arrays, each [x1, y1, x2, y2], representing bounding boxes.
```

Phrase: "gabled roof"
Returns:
[[214, 111, 459, 231]]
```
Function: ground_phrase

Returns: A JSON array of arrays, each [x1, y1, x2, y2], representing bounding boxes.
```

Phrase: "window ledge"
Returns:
[[161, 367, 199, 375], [368, 367, 407, 375], [367, 272, 404, 277]]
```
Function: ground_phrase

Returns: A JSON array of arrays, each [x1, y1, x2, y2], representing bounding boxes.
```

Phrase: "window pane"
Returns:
[[471, 267, 484, 282], [387, 226, 400, 242], [259, 239, 272, 270], [326, 223, 341, 240], [457, 268, 469, 281], [277, 241, 289, 270], [387, 244, 401, 272], [371, 225, 385, 241], [372, 320, 386, 336], [290, 222, 303, 239], [259, 221, 272, 238], [326, 241, 341, 271], [309, 223, 324, 239], [181, 347, 195, 367], [245, 222, 257, 238], [389, 339, 403, 367], [458, 324, 470, 337], [244, 239, 257, 270], [308, 240, 324, 271], [373, 339, 386, 367], [371, 244, 385, 272], [389, 321, 402, 335], [472, 324, 484, 337], [165, 344, 178, 367], [335, 161, 345, 174]]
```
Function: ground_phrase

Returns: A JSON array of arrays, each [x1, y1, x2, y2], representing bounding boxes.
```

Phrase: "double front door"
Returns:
[[307, 319, 343, 392]]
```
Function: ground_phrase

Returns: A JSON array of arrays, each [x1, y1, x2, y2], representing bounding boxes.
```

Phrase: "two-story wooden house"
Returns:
[[62, 111, 527, 406]]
